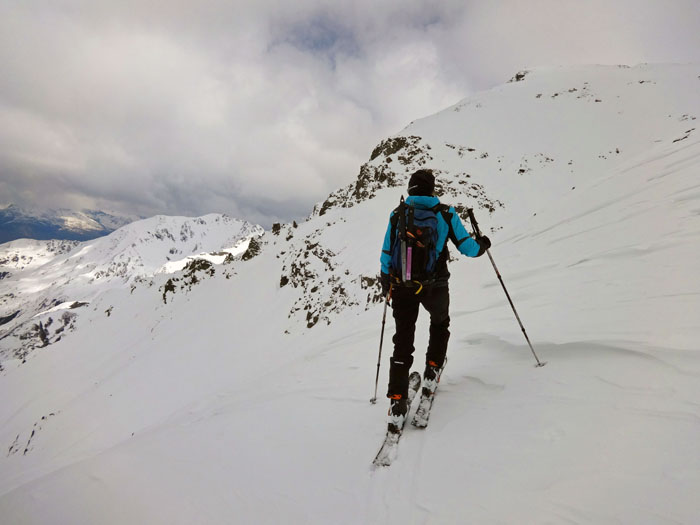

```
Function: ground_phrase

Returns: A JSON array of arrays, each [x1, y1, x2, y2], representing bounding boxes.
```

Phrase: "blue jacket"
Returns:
[[380, 195, 482, 276]]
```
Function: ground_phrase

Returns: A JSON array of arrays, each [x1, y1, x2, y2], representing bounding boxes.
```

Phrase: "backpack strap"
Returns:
[[432, 204, 461, 247], [435, 203, 474, 248]]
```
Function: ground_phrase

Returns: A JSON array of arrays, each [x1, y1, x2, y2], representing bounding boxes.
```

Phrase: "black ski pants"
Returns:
[[387, 283, 450, 399]]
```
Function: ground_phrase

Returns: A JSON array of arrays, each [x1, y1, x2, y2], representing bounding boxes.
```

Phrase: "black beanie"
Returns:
[[407, 170, 435, 196]]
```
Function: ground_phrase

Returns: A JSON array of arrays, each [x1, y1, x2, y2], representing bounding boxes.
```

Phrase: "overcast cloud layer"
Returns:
[[1, 0, 699, 227]]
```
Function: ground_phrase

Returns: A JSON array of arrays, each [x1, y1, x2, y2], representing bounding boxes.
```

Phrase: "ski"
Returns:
[[412, 360, 447, 429], [372, 371, 421, 467]]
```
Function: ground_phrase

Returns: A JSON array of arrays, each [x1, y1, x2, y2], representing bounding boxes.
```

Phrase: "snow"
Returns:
[[32, 301, 88, 318], [59, 214, 104, 232], [0, 239, 80, 272], [1, 64, 700, 524], [156, 235, 255, 274], [0, 214, 262, 361]]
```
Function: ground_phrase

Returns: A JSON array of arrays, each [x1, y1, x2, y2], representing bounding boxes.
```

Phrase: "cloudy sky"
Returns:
[[1, 0, 699, 227]]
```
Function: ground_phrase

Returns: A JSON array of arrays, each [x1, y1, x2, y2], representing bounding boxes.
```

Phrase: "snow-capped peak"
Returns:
[[0, 213, 263, 362]]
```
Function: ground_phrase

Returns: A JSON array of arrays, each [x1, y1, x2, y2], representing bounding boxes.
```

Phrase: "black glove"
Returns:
[[380, 272, 391, 297], [476, 235, 491, 256]]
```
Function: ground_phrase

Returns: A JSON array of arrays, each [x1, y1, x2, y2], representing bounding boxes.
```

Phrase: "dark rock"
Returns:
[[242, 237, 262, 261], [508, 70, 528, 82], [0, 310, 20, 326]]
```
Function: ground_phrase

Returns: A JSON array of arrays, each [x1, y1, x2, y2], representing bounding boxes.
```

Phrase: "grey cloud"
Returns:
[[1, 0, 698, 228]]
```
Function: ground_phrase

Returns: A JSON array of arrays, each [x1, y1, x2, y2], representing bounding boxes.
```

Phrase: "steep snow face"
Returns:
[[0, 213, 262, 362], [0, 64, 699, 524]]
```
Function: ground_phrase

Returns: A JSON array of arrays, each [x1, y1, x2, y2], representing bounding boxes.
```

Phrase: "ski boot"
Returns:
[[387, 395, 408, 434], [422, 360, 441, 398]]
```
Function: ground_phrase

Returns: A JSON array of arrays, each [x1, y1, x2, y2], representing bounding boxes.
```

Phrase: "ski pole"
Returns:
[[370, 286, 392, 404], [467, 208, 546, 368]]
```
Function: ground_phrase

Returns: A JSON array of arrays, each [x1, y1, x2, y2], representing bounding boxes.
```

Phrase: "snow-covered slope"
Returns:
[[0, 239, 81, 273], [1, 64, 699, 524], [50, 213, 262, 283], [0, 214, 262, 362]]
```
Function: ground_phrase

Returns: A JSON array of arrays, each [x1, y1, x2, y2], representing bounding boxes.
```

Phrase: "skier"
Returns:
[[379, 169, 491, 432]]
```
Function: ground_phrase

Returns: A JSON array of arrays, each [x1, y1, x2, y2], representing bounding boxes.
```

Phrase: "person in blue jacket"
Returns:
[[379, 169, 491, 430]]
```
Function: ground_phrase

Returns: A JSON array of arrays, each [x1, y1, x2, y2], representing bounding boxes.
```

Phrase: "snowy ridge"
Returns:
[[0, 64, 699, 524], [317, 64, 699, 224], [0, 213, 262, 362], [56, 213, 262, 283]]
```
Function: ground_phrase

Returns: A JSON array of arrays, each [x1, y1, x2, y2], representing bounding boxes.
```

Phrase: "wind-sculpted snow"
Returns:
[[1, 64, 700, 524]]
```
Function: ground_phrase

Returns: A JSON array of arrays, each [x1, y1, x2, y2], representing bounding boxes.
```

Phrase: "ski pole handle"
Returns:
[[466, 208, 482, 238]]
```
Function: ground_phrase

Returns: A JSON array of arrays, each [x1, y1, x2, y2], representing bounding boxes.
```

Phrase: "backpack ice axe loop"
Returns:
[[466, 208, 546, 368]]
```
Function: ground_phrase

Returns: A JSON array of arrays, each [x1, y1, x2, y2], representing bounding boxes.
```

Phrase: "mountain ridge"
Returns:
[[0, 204, 139, 244], [0, 213, 263, 363]]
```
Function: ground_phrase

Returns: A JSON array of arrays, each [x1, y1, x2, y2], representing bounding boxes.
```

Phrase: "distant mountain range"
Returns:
[[0, 204, 138, 243]]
